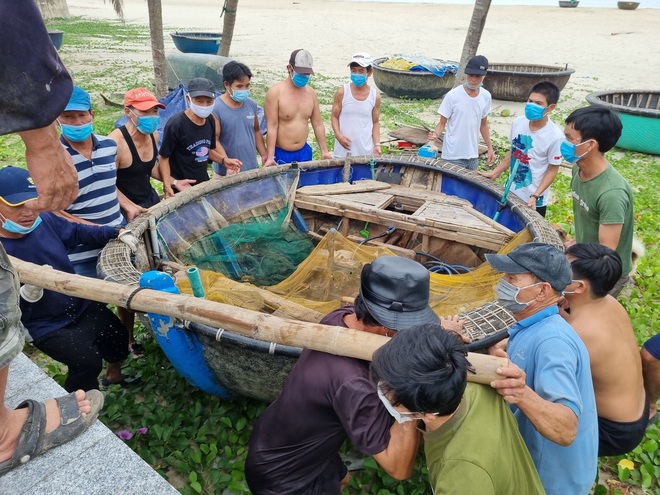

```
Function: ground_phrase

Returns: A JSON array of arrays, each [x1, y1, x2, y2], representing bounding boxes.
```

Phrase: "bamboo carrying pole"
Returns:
[[11, 257, 508, 385]]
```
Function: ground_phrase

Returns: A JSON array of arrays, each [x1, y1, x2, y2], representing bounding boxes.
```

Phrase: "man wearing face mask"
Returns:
[[159, 77, 241, 197], [564, 106, 634, 297], [108, 88, 169, 222], [371, 324, 545, 494], [485, 242, 598, 495], [211, 61, 267, 177], [480, 81, 563, 217], [561, 243, 647, 456], [57, 86, 126, 278], [331, 52, 382, 158], [246, 256, 440, 495], [428, 55, 495, 170], [263, 49, 333, 166]]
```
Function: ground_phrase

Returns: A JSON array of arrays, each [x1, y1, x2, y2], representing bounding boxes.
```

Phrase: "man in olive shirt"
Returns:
[[371, 325, 545, 495], [564, 106, 634, 296]]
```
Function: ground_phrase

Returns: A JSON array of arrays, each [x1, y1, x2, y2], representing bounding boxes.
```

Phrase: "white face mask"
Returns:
[[377, 384, 416, 423], [187, 96, 214, 118]]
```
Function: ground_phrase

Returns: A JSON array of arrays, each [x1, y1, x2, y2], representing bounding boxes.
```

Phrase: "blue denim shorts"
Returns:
[[0, 244, 25, 369]]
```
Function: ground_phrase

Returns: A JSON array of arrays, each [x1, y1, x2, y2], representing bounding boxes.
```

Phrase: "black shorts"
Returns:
[[598, 394, 650, 457]]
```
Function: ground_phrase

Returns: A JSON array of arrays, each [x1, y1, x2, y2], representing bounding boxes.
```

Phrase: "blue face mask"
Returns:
[[230, 88, 250, 103], [59, 122, 93, 142], [524, 102, 547, 122], [131, 112, 160, 134], [560, 139, 592, 163], [291, 71, 310, 88], [464, 81, 483, 90], [0, 213, 42, 235], [350, 74, 368, 87]]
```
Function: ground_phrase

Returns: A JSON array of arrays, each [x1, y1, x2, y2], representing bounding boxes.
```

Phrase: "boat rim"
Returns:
[[586, 90, 660, 118], [486, 63, 576, 77]]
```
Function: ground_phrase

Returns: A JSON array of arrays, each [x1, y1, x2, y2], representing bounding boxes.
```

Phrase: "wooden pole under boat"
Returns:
[[10, 257, 507, 385]]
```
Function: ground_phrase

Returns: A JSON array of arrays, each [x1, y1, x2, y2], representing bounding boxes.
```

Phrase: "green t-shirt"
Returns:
[[422, 384, 546, 495], [571, 164, 634, 274]]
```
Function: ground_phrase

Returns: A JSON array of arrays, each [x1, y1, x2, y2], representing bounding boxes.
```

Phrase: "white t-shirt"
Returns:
[[334, 83, 377, 158], [508, 116, 564, 206], [438, 85, 491, 160]]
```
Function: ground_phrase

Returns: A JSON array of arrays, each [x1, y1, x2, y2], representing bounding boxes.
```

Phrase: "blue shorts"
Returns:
[[644, 334, 660, 359], [274, 143, 312, 165]]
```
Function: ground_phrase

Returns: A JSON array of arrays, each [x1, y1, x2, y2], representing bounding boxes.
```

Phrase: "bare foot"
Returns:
[[0, 390, 91, 464]]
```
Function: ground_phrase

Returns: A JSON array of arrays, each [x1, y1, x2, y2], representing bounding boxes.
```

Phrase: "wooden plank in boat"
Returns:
[[297, 180, 391, 196], [294, 198, 508, 251], [327, 191, 395, 209], [412, 202, 515, 238]]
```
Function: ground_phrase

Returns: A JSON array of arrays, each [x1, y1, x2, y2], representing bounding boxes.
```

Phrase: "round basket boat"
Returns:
[[617, 2, 640, 10], [482, 63, 575, 102], [372, 57, 457, 100], [99, 156, 562, 402], [48, 30, 64, 50], [586, 90, 660, 155], [170, 32, 222, 55]]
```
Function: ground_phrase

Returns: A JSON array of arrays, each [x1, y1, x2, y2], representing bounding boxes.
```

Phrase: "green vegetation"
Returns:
[[6, 16, 660, 495]]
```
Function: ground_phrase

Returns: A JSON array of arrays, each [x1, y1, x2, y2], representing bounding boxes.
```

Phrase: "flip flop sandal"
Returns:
[[130, 342, 145, 359], [0, 390, 103, 477]]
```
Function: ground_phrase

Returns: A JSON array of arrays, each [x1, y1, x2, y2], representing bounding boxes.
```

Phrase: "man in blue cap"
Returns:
[[486, 242, 598, 495], [246, 256, 440, 495], [0, 166, 132, 397]]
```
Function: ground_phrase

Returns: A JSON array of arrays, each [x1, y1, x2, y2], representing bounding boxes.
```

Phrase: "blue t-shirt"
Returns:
[[212, 97, 260, 175], [508, 306, 598, 495], [0, 213, 116, 340]]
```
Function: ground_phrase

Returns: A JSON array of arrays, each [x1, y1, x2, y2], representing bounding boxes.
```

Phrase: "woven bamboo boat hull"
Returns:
[[482, 63, 575, 102], [99, 156, 562, 402], [586, 91, 660, 155]]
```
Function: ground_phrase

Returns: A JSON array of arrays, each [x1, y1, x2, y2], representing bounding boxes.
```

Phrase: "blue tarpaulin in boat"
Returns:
[[395, 54, 459, 78]]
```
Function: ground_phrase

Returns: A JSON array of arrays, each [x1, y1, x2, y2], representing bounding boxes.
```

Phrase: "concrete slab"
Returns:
[[0, 353, 180, 495]]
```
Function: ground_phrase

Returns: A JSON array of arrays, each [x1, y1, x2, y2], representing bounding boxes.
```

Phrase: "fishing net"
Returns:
[[177, 227, 533, 323], [180, 207, 314, 286]]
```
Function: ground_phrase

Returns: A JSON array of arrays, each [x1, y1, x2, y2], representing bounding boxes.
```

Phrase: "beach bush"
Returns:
[[4, 16, 660, 495]]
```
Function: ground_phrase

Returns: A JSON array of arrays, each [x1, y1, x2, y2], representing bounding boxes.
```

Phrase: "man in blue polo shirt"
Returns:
[[486, 243, 598, 495]]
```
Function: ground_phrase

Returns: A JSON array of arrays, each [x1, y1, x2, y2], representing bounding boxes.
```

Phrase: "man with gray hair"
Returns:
[[486, 242, 598, 495]]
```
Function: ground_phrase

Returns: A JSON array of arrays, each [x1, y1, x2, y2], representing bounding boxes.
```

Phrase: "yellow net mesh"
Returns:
[[177, 228, 533, 323]]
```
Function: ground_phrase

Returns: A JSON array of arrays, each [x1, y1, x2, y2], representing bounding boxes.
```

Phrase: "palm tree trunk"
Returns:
[[37, 0, 70, 18], [147, 0, 168, 97], [218, 0, 239, 57], [453, 0, 493, 88]]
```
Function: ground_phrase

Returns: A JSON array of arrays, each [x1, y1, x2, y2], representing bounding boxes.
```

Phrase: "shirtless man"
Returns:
[[263, 49, 333, 166], [562, 243, 648, 456]]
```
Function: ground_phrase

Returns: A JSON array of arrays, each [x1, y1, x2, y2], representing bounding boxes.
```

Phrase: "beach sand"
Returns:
[[65, 0, 660, 136]]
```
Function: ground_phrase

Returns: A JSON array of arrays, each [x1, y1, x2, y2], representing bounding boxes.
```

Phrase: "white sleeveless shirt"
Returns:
[[333, 83, 377, 157]]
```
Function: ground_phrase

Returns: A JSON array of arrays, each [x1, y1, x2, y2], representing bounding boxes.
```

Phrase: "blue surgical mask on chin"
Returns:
[[560, 139, 592, 164], [130, 111, 160, 134], [495, 279, 541, 314], [59, 122, 93, 142], [350, 74, 368, 87], [230, 88, 250, 103], [524, 102, 547, 122], [0, 213, 42, 235], [464, 81, 483, 90], [291, 71, 310, 88]]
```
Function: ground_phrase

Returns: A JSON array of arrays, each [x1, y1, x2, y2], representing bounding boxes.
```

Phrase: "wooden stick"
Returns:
[[11, 257, 507, 384]]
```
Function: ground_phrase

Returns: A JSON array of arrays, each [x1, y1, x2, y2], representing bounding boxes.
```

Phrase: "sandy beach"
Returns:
[[64, 0, 660, 136]]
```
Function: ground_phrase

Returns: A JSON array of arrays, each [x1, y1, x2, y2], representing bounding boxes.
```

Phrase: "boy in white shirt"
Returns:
[[332, 52, 382, 157], [428, 55, 495, 170], [480, 81, 563, 217]]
